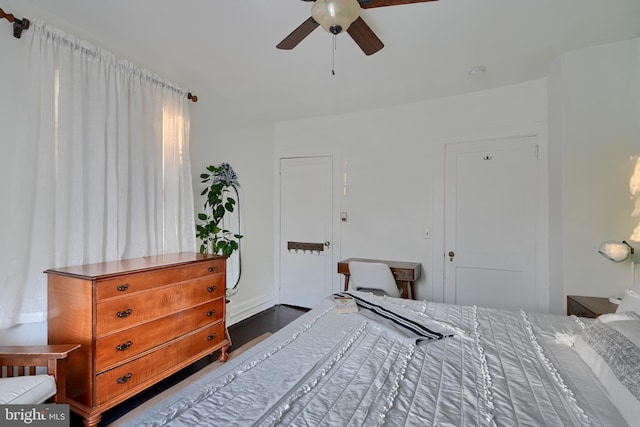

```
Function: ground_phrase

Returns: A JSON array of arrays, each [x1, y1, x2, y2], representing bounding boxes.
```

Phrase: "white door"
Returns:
[[444, 136, 539, 311], [280, 157, 334, 308]]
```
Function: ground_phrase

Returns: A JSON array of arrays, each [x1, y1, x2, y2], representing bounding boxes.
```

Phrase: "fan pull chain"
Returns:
[[332, 34, 336, 75]]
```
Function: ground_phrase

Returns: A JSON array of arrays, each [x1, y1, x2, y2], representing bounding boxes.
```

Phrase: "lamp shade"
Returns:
[[598, 240, 632, 263], [311, 0, 360, 35]]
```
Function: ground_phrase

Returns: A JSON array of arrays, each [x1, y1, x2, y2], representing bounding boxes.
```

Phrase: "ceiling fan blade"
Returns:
[[346, 17, 384, 56], [277, 17, 320, 50], [359, 0, 438, 9]]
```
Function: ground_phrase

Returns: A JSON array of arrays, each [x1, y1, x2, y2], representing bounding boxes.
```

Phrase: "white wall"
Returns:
[[547, 50, 566, 314], [189, 100, 276, 325], [552, 38, 640, 303], [273, 38, 640, 315], [275, 79, 548, 303]]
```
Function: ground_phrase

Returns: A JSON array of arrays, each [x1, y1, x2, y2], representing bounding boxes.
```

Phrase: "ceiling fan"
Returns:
[[277, 0, 439, 56]]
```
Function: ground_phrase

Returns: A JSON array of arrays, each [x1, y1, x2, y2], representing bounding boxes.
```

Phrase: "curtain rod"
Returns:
[[0, 7, 198, 103], [0, 7, 30, 38]]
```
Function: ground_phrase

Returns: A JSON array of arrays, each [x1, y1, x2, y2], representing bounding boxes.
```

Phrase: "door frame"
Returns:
[[432, 122, 550, 312], [274, 155, 342, 304]]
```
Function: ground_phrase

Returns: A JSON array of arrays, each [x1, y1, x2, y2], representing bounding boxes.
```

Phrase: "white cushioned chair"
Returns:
[[348, 261, 401, 297], [0, 344, 80, 404]]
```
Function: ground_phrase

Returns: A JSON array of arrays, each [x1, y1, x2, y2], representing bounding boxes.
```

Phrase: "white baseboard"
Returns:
[[226, 293, 276, 326]]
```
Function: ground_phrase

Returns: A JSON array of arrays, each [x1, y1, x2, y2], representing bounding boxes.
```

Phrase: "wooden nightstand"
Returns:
[[566, 295, 618, 318]]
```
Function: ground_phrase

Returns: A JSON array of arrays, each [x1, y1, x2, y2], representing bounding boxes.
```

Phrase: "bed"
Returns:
[[118, 290, 639, 426]]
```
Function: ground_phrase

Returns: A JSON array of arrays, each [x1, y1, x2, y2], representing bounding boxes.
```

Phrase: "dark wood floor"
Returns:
[[72, 304, 309, 426]]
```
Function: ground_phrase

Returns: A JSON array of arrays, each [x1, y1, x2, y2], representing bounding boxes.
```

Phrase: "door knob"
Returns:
[[448, 251, 455, 261], [324, 241, 331, 247]]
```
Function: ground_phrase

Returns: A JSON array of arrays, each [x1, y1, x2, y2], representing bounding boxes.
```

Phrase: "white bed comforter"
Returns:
[[120, 292, 626, 426]]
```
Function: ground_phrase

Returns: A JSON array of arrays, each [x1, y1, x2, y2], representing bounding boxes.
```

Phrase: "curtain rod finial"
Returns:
[[187, 92, 198, 103], [13, 18, 30, 38], [1, 7, 30, 38]]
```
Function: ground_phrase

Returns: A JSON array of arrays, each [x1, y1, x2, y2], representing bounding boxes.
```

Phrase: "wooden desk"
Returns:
[[337, 258, 422, 299]]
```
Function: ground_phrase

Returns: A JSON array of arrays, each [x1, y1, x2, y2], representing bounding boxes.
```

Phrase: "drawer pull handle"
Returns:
[[116, 308, 132, 318], [116, 341, 132, 351], [208, 267, 216, 272], [207, 333, 216, 341], [116, 373, 132, 384], [207, 286, 217, 293], [116, 284, 129, 292], [207, 310, 216, 317]]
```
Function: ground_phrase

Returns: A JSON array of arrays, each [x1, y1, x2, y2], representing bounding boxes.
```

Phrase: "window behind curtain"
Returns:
[[0, 20, 195, 330]]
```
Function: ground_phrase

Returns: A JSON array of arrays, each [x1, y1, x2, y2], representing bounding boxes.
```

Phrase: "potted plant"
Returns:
[[196, 163, 243, 256]]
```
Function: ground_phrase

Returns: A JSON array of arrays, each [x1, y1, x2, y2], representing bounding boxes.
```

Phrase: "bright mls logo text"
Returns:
[[4, 407, 66, 424]]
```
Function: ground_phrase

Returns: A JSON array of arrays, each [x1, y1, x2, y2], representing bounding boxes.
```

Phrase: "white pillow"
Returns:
[[598, 311, 640, 323], [616, 283, 640, 314], [573, 313, 640, 426]]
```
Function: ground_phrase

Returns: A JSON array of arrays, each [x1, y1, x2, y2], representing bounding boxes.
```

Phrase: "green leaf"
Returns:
[[197, 163, 242, 257]]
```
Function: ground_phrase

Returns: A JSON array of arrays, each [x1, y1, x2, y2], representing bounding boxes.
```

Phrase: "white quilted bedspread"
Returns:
[[120, 292, 626, 426]]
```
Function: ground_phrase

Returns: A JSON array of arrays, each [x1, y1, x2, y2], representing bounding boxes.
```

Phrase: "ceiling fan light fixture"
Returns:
[[312, 0, 360, 35]]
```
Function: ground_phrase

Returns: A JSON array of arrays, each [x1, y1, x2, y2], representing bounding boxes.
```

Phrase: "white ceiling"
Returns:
[[17, 0, 640, 126]]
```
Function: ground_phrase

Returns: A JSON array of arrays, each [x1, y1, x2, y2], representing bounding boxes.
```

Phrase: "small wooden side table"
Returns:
[[566, 295, 617, 318]]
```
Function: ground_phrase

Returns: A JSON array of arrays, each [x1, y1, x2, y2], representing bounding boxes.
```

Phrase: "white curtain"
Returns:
[[0, 21, 195, 330]]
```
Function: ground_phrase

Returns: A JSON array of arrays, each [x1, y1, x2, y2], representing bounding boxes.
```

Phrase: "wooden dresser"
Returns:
[[46, 252, 229, 427]]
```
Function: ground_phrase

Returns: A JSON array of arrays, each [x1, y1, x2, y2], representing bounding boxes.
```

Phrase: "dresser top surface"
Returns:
[[44, 252, 226, 279]]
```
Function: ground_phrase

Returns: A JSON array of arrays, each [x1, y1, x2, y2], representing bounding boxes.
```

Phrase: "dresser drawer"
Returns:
[[95, 298, 224, 372], [96, 259, 225, 300], [96, 321, 226, 405], [96, 275, 225, 336]]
